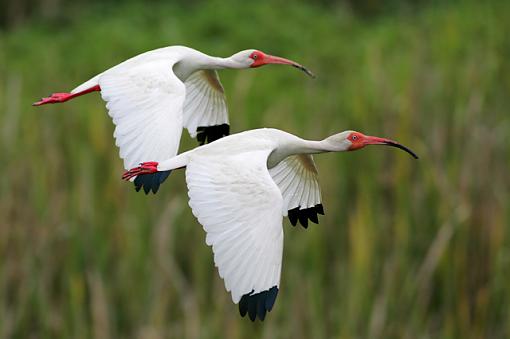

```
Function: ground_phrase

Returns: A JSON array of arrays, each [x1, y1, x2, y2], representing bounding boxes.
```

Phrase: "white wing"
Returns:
[[99, 60, 186, 170], [185, 149, 283, 321], [182, 70, 229, 144], [269, 154, 324, 228]]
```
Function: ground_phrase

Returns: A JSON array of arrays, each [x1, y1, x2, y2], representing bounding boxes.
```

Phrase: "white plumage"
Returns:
[[269, 154, 321, 211], [122, 128, 417, 321], [182, 70, 228, 139], [34, 45, 314, 173], [186, 149, 284, 304], [100, 59, 186, 169], [76, 47, 227, 169]]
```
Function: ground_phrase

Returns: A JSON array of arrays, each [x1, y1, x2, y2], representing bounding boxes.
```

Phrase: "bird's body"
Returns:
[[33, 45, 315, 172], [72, 46, 249, 91], [123, 128, 418, 321]]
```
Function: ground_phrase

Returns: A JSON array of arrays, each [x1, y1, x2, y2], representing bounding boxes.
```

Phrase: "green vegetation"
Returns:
[[1, 1, 509, 338]]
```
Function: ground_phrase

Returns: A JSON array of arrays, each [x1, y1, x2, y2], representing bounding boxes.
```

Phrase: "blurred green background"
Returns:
[[1, 0, 509, 338]]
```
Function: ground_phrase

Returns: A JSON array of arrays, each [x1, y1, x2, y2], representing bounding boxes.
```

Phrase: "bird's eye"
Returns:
[[351, 135, 358, 141], [252, 54, 258, 60]]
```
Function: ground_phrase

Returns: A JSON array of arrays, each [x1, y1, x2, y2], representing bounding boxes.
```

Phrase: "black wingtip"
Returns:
[[316, 203, 324, 215], [288, 208, 299, 226], [287, 204, 324, 229], [196, 124, 230, 145], [239, 286, 278, 321], [133, 171, 171, 194]]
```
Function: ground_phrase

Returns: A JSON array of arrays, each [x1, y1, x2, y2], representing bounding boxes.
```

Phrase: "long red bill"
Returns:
[[264, 55, 316, 78]]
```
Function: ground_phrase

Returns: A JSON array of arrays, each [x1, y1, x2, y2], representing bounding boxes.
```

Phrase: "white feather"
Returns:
[[182, 70, 229, 137], [183, 138, 284, 304], [99, 59, 186, 169], [269, 155, 322, 212]]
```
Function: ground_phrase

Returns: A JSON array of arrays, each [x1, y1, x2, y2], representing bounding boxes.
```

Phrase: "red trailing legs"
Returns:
[[33, 85, 101, 106], [122, 162, 159, 180]]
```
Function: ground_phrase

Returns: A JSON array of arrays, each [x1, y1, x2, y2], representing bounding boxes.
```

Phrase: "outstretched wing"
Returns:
[[99, 60, 186, 170], [269, 155, 324, 228], [182, 70, 229, 145], [185, 149, 283, 321]]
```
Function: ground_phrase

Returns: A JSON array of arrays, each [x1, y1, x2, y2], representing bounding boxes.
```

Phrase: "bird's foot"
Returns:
[[32, 92, 73, 106], [122, 162, 159, 180]]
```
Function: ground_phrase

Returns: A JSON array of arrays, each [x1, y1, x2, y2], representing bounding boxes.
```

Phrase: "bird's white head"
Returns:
[[229, 49, 316, 77], [323, 131, 419, 158]]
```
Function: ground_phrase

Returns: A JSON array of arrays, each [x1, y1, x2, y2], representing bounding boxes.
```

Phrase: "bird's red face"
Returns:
[[346, 132, 367, 151], [347, 131, 419, 159], [248, 51, 267, 67], [248, 50, 315, 78]]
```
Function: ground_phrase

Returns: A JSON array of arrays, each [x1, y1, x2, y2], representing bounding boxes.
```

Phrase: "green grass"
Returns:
[[1, 1, 509, 338]]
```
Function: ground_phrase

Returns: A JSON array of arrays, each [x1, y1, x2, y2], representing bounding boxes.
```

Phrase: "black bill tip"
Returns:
[[292, 64, 316, 78], [383, 141, 419, 159]]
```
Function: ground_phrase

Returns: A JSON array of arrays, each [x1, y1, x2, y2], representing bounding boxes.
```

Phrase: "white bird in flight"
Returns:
[[122, 128, 418, 321], [33, 45, 315, 184]]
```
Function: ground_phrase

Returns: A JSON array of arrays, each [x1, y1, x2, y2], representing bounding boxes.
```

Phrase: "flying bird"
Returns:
[[122, 128, 418, 321], [32, 45, 315, 172]]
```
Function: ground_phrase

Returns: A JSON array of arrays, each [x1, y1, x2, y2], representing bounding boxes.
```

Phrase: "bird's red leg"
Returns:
[[32, 85, 101, 106]]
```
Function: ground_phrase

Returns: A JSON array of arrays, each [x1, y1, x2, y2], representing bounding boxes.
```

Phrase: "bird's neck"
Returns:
[[294, 139, 344, 154], [269, 138, 342, 168], [174, 54, 232, 81], [200, 56, 241, 70]]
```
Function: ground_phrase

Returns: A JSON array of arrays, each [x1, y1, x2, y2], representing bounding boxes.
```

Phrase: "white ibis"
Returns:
[[33, 45, 314, 173], [122, 128, 418, 320]]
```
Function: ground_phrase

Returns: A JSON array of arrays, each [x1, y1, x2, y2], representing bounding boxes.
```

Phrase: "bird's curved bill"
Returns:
[[364, 136, 419, 159], [264, 55, 316, 78]]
